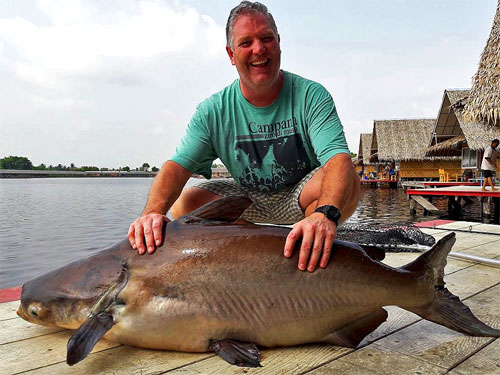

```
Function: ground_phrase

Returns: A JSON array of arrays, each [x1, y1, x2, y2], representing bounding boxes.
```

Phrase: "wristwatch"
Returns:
[[314, 205, 341, 226]]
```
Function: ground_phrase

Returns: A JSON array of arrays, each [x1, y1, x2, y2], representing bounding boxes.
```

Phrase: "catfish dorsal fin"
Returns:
[[182, 196, 252, 223]]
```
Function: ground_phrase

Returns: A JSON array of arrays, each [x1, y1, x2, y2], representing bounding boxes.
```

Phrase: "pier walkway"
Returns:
[[1, 221, 499, 374]]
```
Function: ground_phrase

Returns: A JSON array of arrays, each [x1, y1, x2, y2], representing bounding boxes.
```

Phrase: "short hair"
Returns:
[[226, 1, 278, 48], [492, 139, 499, 144]]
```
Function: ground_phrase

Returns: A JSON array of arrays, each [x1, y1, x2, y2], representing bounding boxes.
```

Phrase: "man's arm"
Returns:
[[284, 153, 360, 271], [128, 161, 192, 254]]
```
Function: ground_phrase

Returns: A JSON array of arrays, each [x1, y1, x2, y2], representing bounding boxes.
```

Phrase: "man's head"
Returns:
[[226, 1, 278, 49], [492, 139, 499, 148], [225, 1, 281, 93]]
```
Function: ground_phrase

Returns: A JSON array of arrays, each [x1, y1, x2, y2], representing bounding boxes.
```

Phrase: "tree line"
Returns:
[[0, 156, 159, 172]]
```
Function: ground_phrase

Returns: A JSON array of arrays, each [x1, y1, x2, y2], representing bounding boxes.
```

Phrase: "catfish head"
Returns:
[[17, 247, 128, 329]]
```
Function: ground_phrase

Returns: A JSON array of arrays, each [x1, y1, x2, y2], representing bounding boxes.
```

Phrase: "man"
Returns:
[[481, 139, 499, 191], [128, 1, 359, 272]]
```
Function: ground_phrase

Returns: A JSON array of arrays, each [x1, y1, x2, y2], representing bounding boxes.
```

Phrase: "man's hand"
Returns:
[[128, 213, 170, 255], [283, 212, 337, 272]]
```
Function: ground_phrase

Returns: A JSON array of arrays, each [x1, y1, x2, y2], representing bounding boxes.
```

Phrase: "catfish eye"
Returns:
[[30, 306, 39, 317]]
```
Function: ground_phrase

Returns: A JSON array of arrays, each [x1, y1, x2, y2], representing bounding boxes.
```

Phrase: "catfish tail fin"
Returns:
[[401, 232, 500, 337]]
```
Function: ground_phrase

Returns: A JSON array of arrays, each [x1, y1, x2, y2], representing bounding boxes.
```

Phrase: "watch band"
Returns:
[[314, 205, 341, 225]]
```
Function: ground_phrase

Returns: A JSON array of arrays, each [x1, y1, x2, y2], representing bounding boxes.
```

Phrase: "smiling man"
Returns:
[[128, 1, 360, 272]]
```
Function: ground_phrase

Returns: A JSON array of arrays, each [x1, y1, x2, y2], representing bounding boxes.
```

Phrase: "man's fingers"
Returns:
[[298, 227, 314, 271], [284, 226, 302, 257], [127, 225, 136, 249], [134, 225, 146, 255], [143, 218, 155, 254], [152, 216, 166, 247], [307, 232, 325, 272], [320, 232, 335, 268]]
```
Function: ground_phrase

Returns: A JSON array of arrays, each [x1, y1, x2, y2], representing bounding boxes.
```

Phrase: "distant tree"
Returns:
[[122, 166, 130, 172], [33, 163, 46, 170], [350, 152, 357, 158], [0, 156, 33, 170], [152, 166, 159, 172], [142, 163, 150, 171], [100, 167, 109, 171], [70, 163, 76, 170]]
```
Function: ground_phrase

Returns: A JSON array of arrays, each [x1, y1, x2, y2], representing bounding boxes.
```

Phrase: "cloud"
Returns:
[[0, 0, 231, 167]]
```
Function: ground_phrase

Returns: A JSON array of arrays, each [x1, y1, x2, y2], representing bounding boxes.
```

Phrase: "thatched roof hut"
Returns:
[[357, 133, 373, 165], [370, 119, 436, 161], [463, 1, 500, 125], [428, 89, 500, 152]]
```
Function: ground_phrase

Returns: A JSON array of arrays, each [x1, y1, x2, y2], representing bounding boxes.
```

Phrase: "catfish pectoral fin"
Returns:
[[321, 308, 388, 348], [66, 312, 115, 366], [209, 339, 262, 367]]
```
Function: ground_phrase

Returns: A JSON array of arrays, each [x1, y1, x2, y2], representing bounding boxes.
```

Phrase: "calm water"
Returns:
[[0, 178, 481, 288]]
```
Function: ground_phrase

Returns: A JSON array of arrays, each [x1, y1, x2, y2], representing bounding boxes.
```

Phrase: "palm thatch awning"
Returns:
[[425, 135, 466, 157], [370, 119, 437, 161], [428, 89, 468, 147], [357, 133, 373, 165], [429, 89, 500, 150], [463, 1, 500, 125]]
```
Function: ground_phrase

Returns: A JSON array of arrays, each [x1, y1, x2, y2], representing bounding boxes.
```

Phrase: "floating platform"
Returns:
[[407, 186, 500, 224], [1, 221, 499, 374], [402, 181, 481, 190]]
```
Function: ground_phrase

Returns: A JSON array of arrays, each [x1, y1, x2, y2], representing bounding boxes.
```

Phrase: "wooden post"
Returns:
[[481, 197, 493, 224], [409, 198, 417, 215]]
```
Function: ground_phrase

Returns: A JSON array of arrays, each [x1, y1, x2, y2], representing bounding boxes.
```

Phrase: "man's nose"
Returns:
[[252, 40, 265, 55]]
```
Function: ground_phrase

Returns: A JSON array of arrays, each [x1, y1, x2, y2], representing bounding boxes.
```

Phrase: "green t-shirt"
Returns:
[[170, 71, 350, 193]]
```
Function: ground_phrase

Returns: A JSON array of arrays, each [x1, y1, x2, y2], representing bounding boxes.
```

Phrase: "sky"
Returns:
[[0, 0, 497, 169]]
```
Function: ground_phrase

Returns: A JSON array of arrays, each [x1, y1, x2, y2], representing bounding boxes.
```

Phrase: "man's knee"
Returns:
[[171, 187, 222, 219]]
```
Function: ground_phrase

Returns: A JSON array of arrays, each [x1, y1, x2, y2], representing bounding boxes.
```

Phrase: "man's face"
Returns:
[[226, 13, 281, 91], [493, 141, 499, 149]]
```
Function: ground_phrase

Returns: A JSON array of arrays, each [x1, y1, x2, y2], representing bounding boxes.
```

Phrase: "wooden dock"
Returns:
[[1, 221, 499, 374], [407, 186, 500, 224]]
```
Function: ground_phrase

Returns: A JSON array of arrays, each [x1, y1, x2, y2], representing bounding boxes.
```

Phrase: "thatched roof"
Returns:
[[429, 89, 500, 150], [357, 133, 373, 165], [425, 135, 466, 157], [463, 1, 500, 125], [428, 89, 468, 147], [371, 119, 436, 161]]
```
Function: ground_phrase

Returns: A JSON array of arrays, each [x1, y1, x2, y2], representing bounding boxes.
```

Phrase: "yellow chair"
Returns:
[[439, 168, 448, 182]]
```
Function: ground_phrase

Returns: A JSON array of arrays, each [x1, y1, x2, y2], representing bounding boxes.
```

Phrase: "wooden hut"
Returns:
[[463, 0, 500, 126], [370, 119, 456, 180], [356, 133, 375, 176]]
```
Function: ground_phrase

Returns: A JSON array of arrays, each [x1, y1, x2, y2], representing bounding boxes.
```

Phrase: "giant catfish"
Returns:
[[17, 197, 500, 367]]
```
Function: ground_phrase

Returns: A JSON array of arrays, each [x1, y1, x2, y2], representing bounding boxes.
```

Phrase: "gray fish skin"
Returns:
[[17, 197, 499, 356]]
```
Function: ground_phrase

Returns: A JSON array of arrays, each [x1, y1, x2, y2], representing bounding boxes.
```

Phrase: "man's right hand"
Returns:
[[128, 213, 170, 255]]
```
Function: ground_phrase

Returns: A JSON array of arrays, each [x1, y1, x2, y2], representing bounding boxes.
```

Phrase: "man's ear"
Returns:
[[226, 46, 235, 65]]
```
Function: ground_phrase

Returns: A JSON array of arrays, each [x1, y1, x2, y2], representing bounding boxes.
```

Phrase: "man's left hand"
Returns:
[[283, 212, 336, 272]]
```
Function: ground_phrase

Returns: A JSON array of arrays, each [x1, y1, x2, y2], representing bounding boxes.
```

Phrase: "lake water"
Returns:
[[0, 178, 482, 288]]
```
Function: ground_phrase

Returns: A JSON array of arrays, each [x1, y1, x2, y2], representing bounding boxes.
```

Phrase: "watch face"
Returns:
[[316, 205, 341, 223]]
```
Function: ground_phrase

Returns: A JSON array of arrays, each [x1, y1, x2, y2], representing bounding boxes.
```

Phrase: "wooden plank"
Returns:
[[0, 318, 65, 345], [1, 330, 120, 374], [410, 195, 444, 214], [308, 343, 446, 375], [447, 285, 500, 375], [0, 301, 20, 321], [163, 345, 351, 375], [445, 265, 500, 297], [370, 285, 500, 370], [18, 347, 212, 375], [449, 339, 500, 375]]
